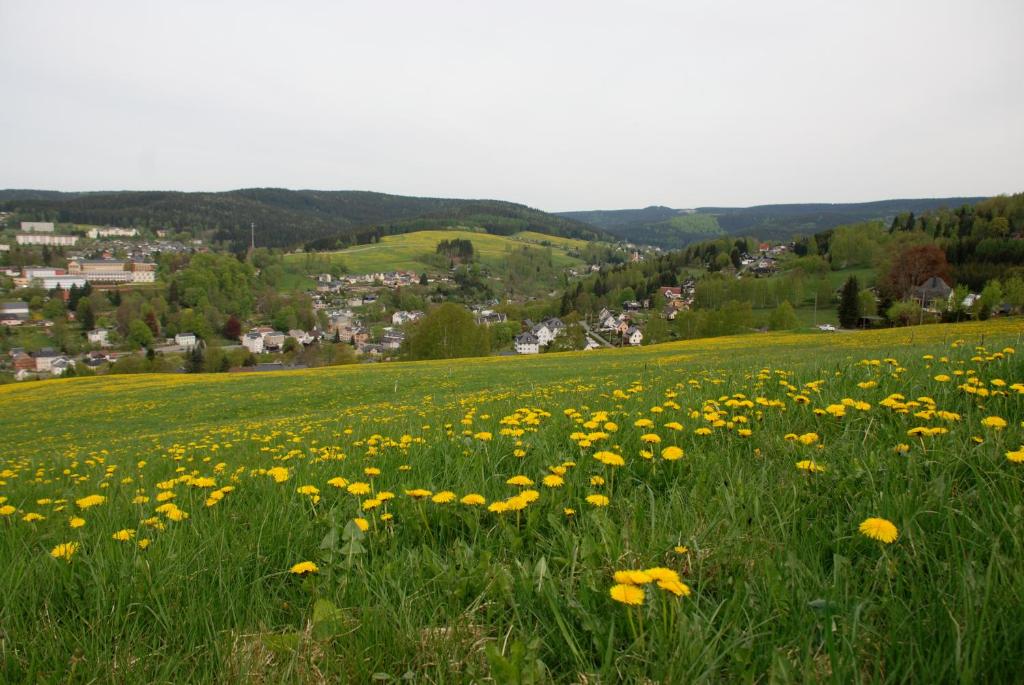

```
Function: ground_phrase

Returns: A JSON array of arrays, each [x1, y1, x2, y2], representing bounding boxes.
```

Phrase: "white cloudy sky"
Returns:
[[1, 0, 1021, 210]]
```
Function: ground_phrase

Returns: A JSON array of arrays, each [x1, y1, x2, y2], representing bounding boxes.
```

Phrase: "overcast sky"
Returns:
[[1, 1, 1021, 211]]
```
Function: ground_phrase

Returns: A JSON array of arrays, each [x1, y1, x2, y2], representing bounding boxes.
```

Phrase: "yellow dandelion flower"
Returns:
[[542, 474, 564, 488], [460, 493, 486, 506], [586, 494, 610, 507], [347, 482, 371, 496], [797, 433, 819, 446], [69, 517, 86, 528], [609, 584, 645, 605], [795, 460, 825, 473], [614, 569, 653, 584], [289, 561, 319, 575], [75, 494, 106, 509], [858, 517, 898, 543], [432, 491, 456, 504], [1005, 446, 1024, 463], [506, 475, 534, 487], [112, 529, 135, 541], [644, 567, 680, 583], [657, 579, 692, 597], [405, 489, 432, 499], [354, 518, 370, 532], [266, 467, 290, 483], [50, 542, 80, 562], [661, 446, 684, 461]]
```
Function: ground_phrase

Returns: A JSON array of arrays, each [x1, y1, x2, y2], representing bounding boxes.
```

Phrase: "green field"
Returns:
[[1, 320, 1022, 682], [285, 229, 589, 274]]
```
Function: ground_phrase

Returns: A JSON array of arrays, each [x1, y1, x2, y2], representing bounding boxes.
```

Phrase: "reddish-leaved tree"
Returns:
[[881, 244, 951, 299]]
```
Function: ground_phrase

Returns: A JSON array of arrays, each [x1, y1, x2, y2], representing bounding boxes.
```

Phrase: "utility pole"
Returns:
[[250, 222, 255, 251]]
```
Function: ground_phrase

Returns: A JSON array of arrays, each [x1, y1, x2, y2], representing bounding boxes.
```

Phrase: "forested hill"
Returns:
[[560, 197, 987, 248], [0, 188, 609, 250]]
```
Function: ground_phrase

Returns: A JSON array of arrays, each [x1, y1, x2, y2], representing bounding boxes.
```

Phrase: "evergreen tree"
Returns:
[[838, 276, 861, 329], [186, 344, 205, 373], [76, 298, 95, 331]]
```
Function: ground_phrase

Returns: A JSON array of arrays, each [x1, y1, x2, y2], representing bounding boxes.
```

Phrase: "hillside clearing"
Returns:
[[284, 229, 589, 274]]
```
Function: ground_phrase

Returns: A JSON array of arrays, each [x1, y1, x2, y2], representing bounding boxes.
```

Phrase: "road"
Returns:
[[580, 321, 614, 348]]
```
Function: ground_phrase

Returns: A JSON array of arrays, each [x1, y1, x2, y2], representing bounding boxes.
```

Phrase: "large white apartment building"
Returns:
[[87, 227, 139, 239], [20, 221, 54, 232], [16, 233, 78, 246]]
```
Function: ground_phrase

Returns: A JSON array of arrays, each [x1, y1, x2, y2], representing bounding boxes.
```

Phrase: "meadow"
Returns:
[[0, 320, 1022, 682], [283, 230, 589, 275]]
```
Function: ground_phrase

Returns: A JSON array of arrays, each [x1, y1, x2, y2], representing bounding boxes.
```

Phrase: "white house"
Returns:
[[514, 332, 540, 355], [34, 348, 61, 372], [381, 329, 405, 350], [391, 310, 424, 326], [584, 337, 601, 351], [543, 318, 566, 337], [1, 301, 29, 317], [50, 357, 75, 376], [288, 329, 313, 345], [175, 332, 198, 349], [87, 328, 111, 347], [263, 331, 286, 350], [241, 331, 264, 354], [531, 323, 554, 346], [625, 326, 643, 346]]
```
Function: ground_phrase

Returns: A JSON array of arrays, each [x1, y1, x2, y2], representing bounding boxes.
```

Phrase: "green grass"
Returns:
[[285, 229, 588, 274], [0, 319, 1022, 682], [828, 266, 877, 289]]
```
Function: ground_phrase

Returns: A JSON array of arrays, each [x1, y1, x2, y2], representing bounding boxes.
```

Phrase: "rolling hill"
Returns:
[[560, 197, 987, 248], [284, 229, 588, 274], [0, 188, 610, 250]]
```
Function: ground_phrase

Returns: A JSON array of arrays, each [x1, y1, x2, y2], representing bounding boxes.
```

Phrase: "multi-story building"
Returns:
[[16, 233, 78, 246], [67, 259, 156, 284], [40, 276, 88, 291], [20, 221, 55, 233], [86, 227, 139, 239]]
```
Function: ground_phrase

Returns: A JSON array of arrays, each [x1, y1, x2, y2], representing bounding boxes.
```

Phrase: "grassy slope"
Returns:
[[284, 229, 588, 274], [0, 319, 1022, 682]]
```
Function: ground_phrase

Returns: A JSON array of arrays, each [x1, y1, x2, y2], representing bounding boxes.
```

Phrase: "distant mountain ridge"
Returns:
[[560, 197, 988, 248], [0, 188, 609, 250]]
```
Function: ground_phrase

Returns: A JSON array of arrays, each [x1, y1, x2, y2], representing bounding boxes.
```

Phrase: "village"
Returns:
[[0, 211, 1016, 383], [0, 220, 673, 380]]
